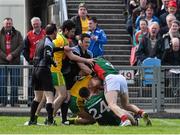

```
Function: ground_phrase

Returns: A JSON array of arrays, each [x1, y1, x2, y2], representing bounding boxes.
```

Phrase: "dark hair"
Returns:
[[79, 87, 90, 98], [80, 33, 90, 41], [45, 23, 57, 35], [4, 17, 13, 21], [89, 16, 98, 23], [139, 18, 148, 25], [61, 20, 75, 32], [145, 3, 154, 10]]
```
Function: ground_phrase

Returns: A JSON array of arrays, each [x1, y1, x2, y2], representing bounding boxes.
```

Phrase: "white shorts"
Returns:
[[104, 74, 128, 94]]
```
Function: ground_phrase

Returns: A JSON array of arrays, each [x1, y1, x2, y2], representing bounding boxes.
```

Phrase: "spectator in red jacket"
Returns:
[[23, 17, 46, 64], [23, 17, 46, 106]]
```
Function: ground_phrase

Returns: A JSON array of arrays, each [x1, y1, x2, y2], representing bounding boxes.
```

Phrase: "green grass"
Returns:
[[0, 116, 180, 134]]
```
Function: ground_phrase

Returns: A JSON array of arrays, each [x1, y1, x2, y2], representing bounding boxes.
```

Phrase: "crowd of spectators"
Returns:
[[126, 0, 180, 66], [125, 0, 180, 97]]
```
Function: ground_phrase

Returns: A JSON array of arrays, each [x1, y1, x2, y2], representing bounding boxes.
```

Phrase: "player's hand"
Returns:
[[91, 35, 98, 41], [64, 46, 72, 52], [86, 58, 95, 66]]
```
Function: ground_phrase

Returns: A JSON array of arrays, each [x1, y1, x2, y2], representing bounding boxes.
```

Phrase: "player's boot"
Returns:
[[121, 119, 132, 127], [24, 115, 38, 126], [134, 114, 139, 126], [44, 118, 57, 126], [142, 112, 152, 126], [61, 120, 70, 125]]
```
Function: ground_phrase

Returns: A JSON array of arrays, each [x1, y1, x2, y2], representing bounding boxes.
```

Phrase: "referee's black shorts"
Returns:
[[32, 67, 54, 92]]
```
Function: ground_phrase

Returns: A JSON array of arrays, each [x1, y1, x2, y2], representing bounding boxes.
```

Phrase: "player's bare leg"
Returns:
[[121, 93, 152, 126], [53, 86, 67, 116], [105, 91, 136, 125]]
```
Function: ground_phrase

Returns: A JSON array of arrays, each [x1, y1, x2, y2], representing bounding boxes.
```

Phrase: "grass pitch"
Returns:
[[0, 116, 180, 134]]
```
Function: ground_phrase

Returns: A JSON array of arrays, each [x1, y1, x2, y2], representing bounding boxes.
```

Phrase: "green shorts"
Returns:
[[51, 72, 66, 86], [69, 96, 84, 114]]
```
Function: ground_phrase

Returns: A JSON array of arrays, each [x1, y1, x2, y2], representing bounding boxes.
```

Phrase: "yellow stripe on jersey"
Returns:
[[51, 32, 69, 73], [70, 75, 92, 98]]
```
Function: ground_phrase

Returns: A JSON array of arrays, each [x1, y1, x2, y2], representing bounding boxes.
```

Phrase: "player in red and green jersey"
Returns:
[[92, 57, 152, 126], [79, 87, 122, 126]]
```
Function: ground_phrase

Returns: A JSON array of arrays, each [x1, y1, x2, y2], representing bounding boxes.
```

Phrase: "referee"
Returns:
[[26, 23, 57, 125]]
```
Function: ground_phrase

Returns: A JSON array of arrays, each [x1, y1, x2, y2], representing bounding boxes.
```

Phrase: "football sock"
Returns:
[[121, 114, 128, 122], [137, 109, 144, 117], [61, 102, 69, 123], [46, 103, 54, 123], [30, 100, 39, 122]]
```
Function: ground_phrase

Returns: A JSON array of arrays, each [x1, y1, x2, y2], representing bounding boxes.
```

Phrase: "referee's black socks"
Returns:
[[30, 100, 39, 122]]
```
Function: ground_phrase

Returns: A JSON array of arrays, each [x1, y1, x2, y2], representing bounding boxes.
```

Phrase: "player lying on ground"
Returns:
[[68, 75, 96, 125], [79, 86, 125, 126], [68, 57, 152, 126]]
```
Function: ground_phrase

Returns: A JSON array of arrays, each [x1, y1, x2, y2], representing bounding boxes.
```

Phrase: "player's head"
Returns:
[[88, 76, 103, 92], [45, 23, 57, 39], [80, 33, 91, 50], [79, 87, 90, 99], [61, 20, 75, 38]]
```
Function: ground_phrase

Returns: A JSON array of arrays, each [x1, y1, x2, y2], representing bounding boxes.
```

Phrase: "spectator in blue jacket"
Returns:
[[87, 17, 107, 58]]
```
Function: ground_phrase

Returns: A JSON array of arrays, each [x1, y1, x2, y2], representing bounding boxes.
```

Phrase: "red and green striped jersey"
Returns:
[[93, 58, 118, 80]]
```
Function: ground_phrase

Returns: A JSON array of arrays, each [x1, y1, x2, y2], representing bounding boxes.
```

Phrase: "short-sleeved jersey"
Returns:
[[84, 92, 121, 126], [69, 75, 92, 114], [93, 57, 119, 80], [70, 75, 92, 98], [51, 32, 69, 72]]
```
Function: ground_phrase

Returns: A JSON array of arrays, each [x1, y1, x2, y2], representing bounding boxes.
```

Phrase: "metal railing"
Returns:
[[0, 65, 180, 113]]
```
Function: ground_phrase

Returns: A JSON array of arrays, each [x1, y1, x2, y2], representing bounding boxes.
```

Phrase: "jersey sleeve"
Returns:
[[44, 45, 56, 67]]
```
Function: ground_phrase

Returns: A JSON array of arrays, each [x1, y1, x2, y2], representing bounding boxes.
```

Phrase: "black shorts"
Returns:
[[63, 73, 76, 90], [32, 67, 54, 91]]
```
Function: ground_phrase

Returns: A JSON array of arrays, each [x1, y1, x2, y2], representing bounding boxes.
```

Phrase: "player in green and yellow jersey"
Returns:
[[35, 20, 94, 125], [51, 31, 69, 123], [68, 75, 95, 124], [51, 20, 94, 124]]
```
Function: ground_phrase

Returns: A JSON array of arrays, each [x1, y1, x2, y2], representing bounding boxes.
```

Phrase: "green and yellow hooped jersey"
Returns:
[[51, 32, 69, 73]]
